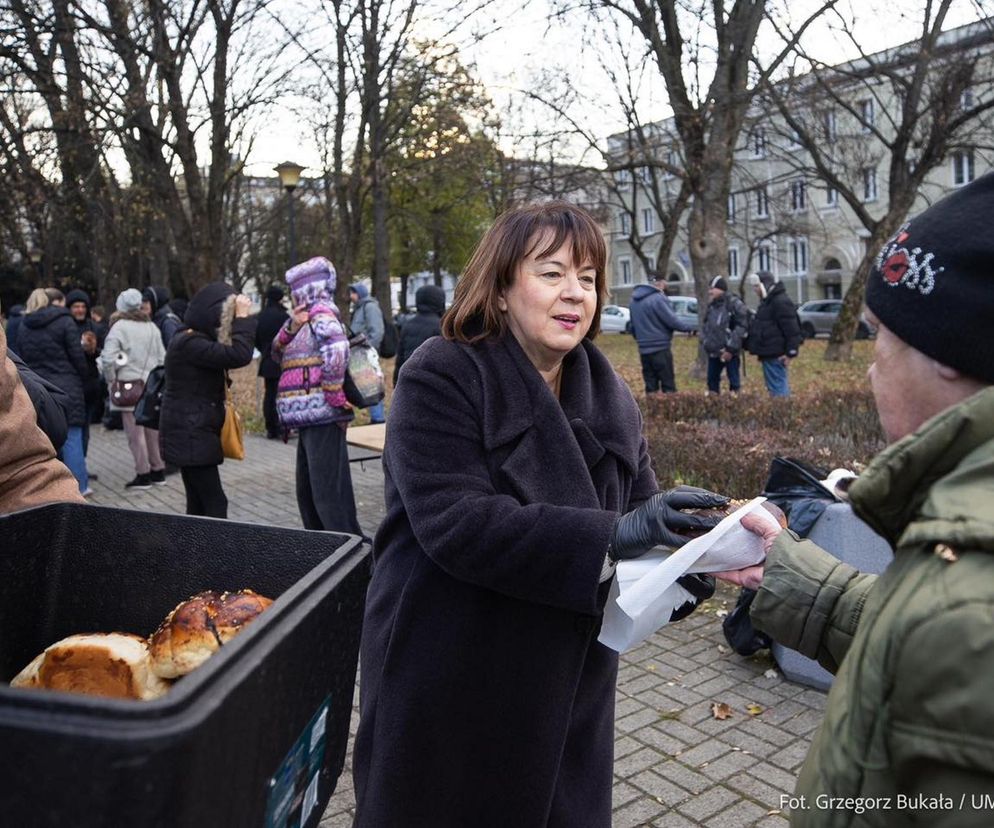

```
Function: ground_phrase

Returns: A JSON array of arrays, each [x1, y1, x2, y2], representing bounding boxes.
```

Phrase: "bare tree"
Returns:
[[588, 0, 835, 328], [763, 3, 994, 359]]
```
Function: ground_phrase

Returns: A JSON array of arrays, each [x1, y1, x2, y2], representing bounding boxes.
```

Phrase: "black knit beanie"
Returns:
[[867, 171, 994, 383], [709, 276, 728, 292]]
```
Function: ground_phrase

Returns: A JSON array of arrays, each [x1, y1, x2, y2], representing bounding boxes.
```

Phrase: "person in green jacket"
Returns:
[[721, 172, 994, 826]]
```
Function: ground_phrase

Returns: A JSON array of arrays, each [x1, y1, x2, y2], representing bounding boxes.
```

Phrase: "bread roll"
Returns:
[[148, 589, 273, 679], [676, 499, 787, 538], [10, 633, 170, 700]]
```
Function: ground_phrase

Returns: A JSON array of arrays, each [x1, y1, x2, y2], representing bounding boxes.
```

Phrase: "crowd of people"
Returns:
[[2, 173, 994, 826]]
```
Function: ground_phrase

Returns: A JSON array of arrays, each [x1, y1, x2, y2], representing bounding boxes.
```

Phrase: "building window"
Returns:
[[788, 237, 808, 274], [790, 179, 807, 212], [859, 99, 875, 133], [751, 128, 767, 158], [619, 258, 632, 285], [619, 212, 631, 235], [615, 168, 632, 184], [823, 110, 837, 143], [642, 208, 654, 234], [961, 89, 975, 111], [638, 165, 651, 183], [646, 256, 656, 278], [825, 184, 838, 207], [663, 150, 677, 179], [862, 167, 878, 202], [728, 246, 740, 279], [755, 186, 770, 219], [786, 127, 802, 150], [727, 193, 736, 223], [952, 150, 975, 186], [757, 243, 774, 274]]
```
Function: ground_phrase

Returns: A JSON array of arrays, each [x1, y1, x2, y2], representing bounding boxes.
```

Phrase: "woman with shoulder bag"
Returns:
[[100, 289, 167, 490], [159, 282, 255, 518], [271, 257, 362, 535]]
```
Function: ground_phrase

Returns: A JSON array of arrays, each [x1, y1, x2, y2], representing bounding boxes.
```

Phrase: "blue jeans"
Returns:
[[61, 426, 89, 492], [368, 400, 385, 424], [707, 354, 741, 393], [761, 358, 791, 397]]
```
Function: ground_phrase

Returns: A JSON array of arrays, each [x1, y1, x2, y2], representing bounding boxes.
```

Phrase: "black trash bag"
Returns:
[[722, 456, 838, 655], [722, 588, 772, 656], [761, 456, 835, 537]]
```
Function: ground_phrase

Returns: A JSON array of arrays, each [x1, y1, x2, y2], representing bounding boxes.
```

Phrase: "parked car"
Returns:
[[599, 304, 631, 334], [668, 295, 699, 335], [797, 299, 875, 339]]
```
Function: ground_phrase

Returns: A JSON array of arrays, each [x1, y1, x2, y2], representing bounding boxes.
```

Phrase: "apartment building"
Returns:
[[605, 19, 994, 308]]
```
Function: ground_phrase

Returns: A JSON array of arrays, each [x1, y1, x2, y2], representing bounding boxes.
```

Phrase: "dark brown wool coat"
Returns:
[[353, 333, 658, 827]]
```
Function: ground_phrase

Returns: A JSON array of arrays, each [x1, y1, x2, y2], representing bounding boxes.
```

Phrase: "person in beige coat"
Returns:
[[0, 325, 83, 515], [100, 289, 167, 490]]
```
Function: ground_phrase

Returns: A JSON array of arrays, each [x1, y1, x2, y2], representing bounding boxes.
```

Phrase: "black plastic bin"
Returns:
[[0, 502, 370, 827]]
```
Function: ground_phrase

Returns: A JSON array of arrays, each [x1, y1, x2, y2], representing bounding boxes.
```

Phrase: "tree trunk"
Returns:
[[686, 177, 730, 376]]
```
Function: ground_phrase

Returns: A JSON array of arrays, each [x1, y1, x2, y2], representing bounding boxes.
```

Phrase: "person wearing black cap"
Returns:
[[746, 271, 801, 396], [66, 288, 103, 457], [702, 275, 748, 394], [142, 285, 184, 348], [159, 282, 256, 517], [725, 171, 994, 820], [393, 284, 445, 383], [254, 285, 289, 439]]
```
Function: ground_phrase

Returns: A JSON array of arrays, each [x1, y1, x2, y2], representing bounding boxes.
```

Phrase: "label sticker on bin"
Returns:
[[265, 696, 330, 828]]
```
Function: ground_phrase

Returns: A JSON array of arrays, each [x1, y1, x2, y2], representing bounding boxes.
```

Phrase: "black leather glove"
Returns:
[[609, 486, 730, 562], [669, 574, 716, 622]]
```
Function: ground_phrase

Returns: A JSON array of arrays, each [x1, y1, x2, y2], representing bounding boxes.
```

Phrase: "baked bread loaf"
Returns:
[[676, 499, 788, 538], [10, 633, 170, 700], [148, 589, 273, 679]]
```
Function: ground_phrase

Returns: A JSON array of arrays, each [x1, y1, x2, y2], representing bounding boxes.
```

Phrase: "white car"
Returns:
[[599, 304, 632, 334]]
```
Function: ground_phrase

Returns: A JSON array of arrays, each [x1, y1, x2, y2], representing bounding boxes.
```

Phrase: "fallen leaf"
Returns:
[[767, 810, 782, 816], [764, 668, 779, 680], [746, 703, 763, 716], [717, 644, 729, 654], [711, 701, 733, 720], [646, 664, 657, 671], [715, 609, 729, 619]]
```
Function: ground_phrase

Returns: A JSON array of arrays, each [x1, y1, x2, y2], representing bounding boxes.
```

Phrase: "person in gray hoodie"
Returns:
[[349, 282, 386, 423], [628, 274, 696, 394]]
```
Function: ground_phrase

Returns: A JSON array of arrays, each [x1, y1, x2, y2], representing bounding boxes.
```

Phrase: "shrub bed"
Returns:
[[642, 389, 885, 498]]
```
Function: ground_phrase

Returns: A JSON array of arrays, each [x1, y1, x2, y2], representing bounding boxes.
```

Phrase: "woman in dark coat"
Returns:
[[17, 288, 90, 494], [159, 282, 255, 518], [353, 202, 727, 827], [392, 283, 445, 383], [254, 285, 289, 439]]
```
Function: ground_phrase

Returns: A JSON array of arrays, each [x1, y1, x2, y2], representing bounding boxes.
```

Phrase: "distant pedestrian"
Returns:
[[273, 258, 362, 535], [702, 276, 749, 394], [5, 304, 24, 351], [16, 288, 90, 495], [349, 282, 386, 423], [393, 284, 444, 383], [747, 271, 802, 397], [254, 286, 289, 439], [159, 282, 255, 518], [142, 285, 184, 347], [629, 274, 696, 395], [100, 289, 167, 489], [66, 288, 103, 454]]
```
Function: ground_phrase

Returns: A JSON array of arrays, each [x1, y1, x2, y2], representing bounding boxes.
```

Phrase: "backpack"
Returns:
[[134, 365, 166, 429], [378, 315, 398, 359]]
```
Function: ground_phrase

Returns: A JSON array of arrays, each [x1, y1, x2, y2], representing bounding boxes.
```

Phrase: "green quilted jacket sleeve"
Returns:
[[749, 531, 877, 674]]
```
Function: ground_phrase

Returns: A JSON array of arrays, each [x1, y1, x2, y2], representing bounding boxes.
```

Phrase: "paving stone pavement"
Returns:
[[84, 425, 822, 827]]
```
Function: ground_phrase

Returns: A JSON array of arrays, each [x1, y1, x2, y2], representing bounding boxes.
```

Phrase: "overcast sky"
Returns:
[[245, 0, 990, 176]]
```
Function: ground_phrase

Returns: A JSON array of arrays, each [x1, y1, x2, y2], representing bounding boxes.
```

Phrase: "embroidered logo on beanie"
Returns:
[[874, 223, 944, 295]]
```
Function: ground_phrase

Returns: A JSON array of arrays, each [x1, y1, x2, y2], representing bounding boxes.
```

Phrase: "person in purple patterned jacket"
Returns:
[[272, 257, 362, 535]]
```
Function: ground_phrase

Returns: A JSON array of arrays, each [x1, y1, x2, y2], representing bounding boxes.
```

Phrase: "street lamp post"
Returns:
[[274, 161, 305, 271], [29, 249, 43, 284]]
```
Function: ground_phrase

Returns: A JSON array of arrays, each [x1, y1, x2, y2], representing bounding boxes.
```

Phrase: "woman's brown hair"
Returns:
[[441, 201, 608, 343]]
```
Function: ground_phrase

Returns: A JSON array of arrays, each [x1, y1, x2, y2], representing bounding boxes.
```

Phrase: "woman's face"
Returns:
[[498, 236, 598, 372]]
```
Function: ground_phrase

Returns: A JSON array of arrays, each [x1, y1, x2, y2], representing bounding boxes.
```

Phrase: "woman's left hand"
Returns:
[[234, 294, 252, 318]]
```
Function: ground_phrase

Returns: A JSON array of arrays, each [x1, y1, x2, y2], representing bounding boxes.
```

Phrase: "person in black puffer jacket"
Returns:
[[393, 284, 445, 384], [17, 288, 90, 494], [159, 282, 256, 518], [254, 286, 289, 439], [747, 271, 802, 397], [142, 285, 184, 348]]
